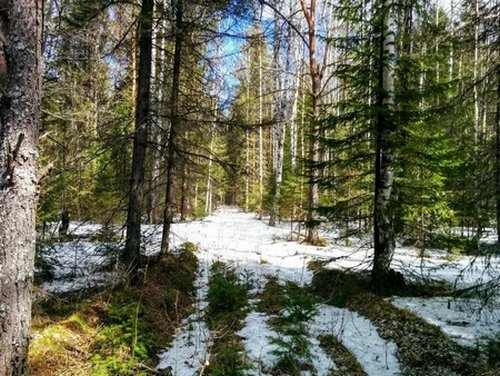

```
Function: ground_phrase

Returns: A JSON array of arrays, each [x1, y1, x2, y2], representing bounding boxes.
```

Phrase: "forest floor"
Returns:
[[31, 208, 500, 375]]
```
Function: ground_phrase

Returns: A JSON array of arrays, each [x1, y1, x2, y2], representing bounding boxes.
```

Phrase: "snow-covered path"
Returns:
[[154, 208, 400, 375], [41, 208, 500, 374]]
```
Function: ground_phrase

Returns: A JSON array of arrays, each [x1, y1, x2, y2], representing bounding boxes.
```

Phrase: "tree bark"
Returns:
[[300, 0, 322, 244], [123, 0, 153, 285], [372, 0, 397, 290], [0, 0, 43, 374], [161, 0, 183, 255], [496, 66, 500, 243]]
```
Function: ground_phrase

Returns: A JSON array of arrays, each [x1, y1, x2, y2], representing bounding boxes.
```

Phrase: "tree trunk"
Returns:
[[258, 45, 264, 217], [300, 0, 322, 244], [372, 0, 398, 290], [496, 66, 500, 243], [0, 1, 43, 374], [123, 0, 153, 284], [161, 0, 183, 255], [148, 0, 163, 224], [180, 151, 188, 221], [269, 12, 286, 227]]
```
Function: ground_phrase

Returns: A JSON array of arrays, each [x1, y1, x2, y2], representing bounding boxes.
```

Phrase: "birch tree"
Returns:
[[372, 0, 398, 289]]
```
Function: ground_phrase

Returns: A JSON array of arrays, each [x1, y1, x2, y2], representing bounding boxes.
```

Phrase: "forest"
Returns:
[[0, 0, 499, 375]]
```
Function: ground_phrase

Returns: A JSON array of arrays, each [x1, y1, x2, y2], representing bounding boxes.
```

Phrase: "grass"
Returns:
[[348, 293, 488, 376], [29, 243, 199, 376]]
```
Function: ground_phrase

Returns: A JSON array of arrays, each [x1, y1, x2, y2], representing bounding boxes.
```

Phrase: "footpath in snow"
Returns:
[[41, 208, 500, 374], [154, 208, 400, 375]]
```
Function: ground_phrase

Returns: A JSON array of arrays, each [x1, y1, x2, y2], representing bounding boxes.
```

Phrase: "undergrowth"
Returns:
[[29, 242, 199, 376], [319, 335, 366, 376], [310, 266, 495, 375], [269, 282, 319, 376], [205, 261, 251, 375]]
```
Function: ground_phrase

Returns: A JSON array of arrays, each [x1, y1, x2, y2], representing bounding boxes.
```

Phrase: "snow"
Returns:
[[38, 207, 500, 374], [152, 208, 401, 375], [237, 311, 280, 375], [39, 240, 120, 293], [390, 297, 500, 347]]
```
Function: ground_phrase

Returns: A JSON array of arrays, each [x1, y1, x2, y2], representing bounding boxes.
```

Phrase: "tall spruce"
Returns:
[[123, 0, 153, 283]]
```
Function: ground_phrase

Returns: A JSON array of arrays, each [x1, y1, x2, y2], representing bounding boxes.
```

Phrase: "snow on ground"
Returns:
[[39, 207, 500, 374], [40, 240, 119, 293], [390, 297, 500, 347], [157, 259, 212, 375], [310, 304, 401, 376], [151, 208, 401, 374], [238, 311, 279, 375], [238, 310, 336, 376]]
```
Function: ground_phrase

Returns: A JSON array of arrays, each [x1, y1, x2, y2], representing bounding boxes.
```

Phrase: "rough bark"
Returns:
[[161, 0, 183, 255], [0, 0, 43, 374], [123, 0, 153, 284], [496, 66, 500, 243], [372, 0, 398, 290]]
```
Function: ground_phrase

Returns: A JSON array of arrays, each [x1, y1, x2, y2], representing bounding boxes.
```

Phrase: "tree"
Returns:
[[372, 0, 398, 289], [0, 0, 43, 373], [161, 0, 184, 255], [123, 0, 153, 284]]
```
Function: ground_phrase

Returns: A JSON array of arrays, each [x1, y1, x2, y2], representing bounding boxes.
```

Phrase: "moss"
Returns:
[[30, 246, 200, 376], [311, 268, 371, 307]]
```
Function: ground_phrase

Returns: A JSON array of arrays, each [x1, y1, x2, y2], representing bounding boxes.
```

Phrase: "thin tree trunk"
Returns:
[[300, 0, 323, 244], [372, 0, 398, 290], [161, 0, 183, 255], [205, 123, 214, 215], [0, 1, 43, 374], [496, 66, 500, 242], [148, 0, 164, 224], [123, 0, 154, 283], [258, 46, 264, 217], [180, 144, 188, 221], [473, 0, 480, 146]]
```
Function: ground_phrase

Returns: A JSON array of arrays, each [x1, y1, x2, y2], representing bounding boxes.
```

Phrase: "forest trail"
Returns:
[[35, 208, 500, 375], [155, 208, 401, 375]]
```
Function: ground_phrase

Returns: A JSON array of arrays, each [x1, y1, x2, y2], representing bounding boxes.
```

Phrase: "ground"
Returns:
[[33, 208, 500, 375]]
